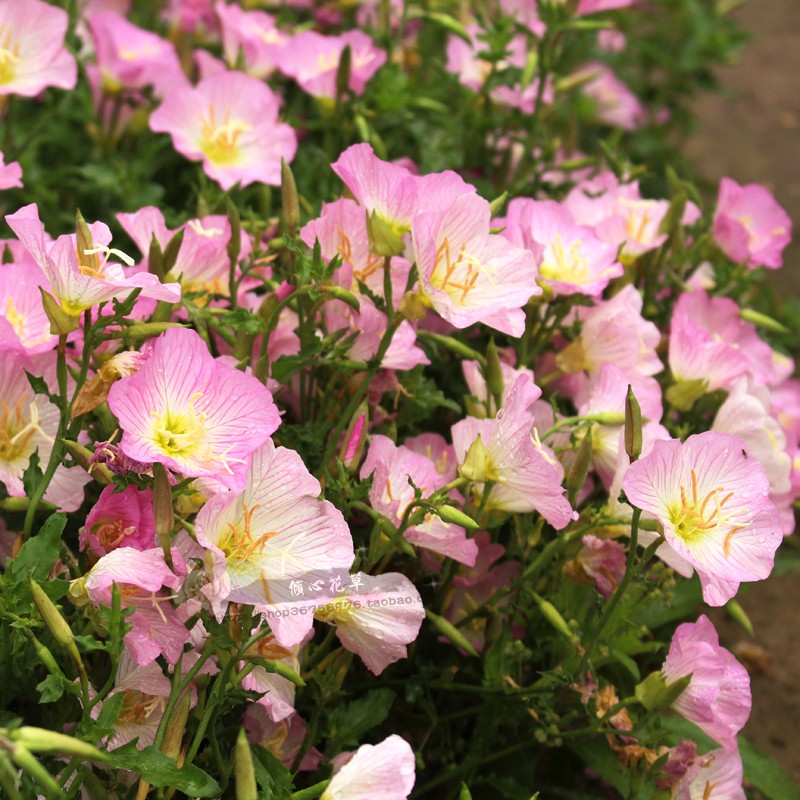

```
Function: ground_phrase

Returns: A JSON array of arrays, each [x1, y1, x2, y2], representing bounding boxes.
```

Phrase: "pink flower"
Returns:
[[215, 2, 288, 79], [0, 151, 22, 189], [452, 375, 575, 527], [278, 30, 386, 100], [499, 198, 623, 297], [193, 439, 353, 642], [671, 748, 745, 800], [578, 0, 637, 13], [622, 431, 783, 605], [107, 327, 280, 490], [0, 257, 54, 353], [244, 706, 322, 770], [5, 204, 181, 317], [662, 615, 750, 749], [83, 547, 190, 666], [316, 572, 425, 676], [321, 734, 415, 800], [713, 177, 792, 269], [581, 62, 644, 130], [81, 484, 156, 558], [668, 291, 774, 396], [412, 192, 540, 336], [361, 435, 477, 565], [89, 11, 187, 97], [0, 0, 77, 96], [150, 71, 297, 190], [565, 535, 626, 598]]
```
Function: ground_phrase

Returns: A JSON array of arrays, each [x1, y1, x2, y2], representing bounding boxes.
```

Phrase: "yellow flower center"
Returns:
[[200, 107, 252, 165], [0, 399, 48, 464], [118, 690, 166, 725], [91, 518, 135, 550], [429, 236, 495, 304], [0, 25, 19, 86], [669, 468, 744, 555], [217, 502, 279, 562], [5, 297, 25, 339], [539, 235, 588, 284], [150, 393, 207, 460]]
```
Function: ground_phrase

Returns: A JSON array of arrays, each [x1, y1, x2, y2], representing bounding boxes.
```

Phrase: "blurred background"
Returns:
[[689, 0, 800, 783]]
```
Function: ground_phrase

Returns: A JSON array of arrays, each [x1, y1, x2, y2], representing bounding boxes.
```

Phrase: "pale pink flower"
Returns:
[[215, 2, 288, 78], [0, 0, 77, 96], [462, 353, 536, 416], [668, 291, 775, 394], [117, 206, 252, 298], [0, 151, 22, 189], [107, 327, 280, 490], [452, 375, 575, 527], [556, 284, 662, 383], [412, 192, 540, 336], [278, 30, 386, 100], [193, 439, 353, 642], [150, 71, 297, 190], [331, 144, 419, 243], [622, 431, 783, 605], [0, 258, 54, 353], [671, 748, 745, 800], [0, 348, 89, 511], [713, 177, 792, 269], [404, 433, 458, 482], [83, 546, 190, 666], [361, 435, 478, 565], [499, 198, 623, 297], [89, 11, 187, 97], [581, 62, 644, 130], [316, 573, 424, 676], [5, 204, 181, 317], [565, 535, 626, 598], [81, 484, 156, 558], [578, 0, 637, 12], [713, 379, 791, 496], [164, 0, 217, 34], [662, 615, 750, 749], [321, 734, 415, 800]]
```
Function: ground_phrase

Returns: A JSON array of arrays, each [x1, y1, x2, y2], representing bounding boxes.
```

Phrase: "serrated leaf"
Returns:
[[36, 673, 67, 703], [327, 689, 396, 753], [107, 744, 220, 796], [24, 371, 51, 398], [251, 745, 293, 798]]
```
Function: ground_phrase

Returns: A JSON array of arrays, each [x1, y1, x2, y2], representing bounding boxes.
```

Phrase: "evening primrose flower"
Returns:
[[107, 327, 280, 490], [0, 0, 77, 96], [321, 734, 415, 800], [662, 615, 750, 749], [0, 257, 55, 353], [412, 191, 540, 336], [622, 431, 783, 605], [5, 204, 181, 317], [713, 177, 792, 269], [150, 71, 297, 190], [0, 151, 22, 189], [193, 439, 354, 644]]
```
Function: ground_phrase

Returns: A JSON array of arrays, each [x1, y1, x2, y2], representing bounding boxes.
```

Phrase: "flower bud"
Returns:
[[624, 385, 643, 462], [148, 234, 165, 281], [9, 727, 108, 762], [29, 580, 82, 671], [10, 745, 62, 796], [567, 427, 593, 504], [152, 463, 174, 568], [485, 339, 505, 409], [740, 307, 790, 334], [235, 729, 257, 800], [280, 158, 300, 239], [398, 290, 428, 322], [60, 441, 113, 485], [119, 322, 186, 339], [367, 211, 406, 258], [433, 504, 480, 531], [339, 401, 368, 473], [161, 692, 191, 761], [426, 609, 479, 657], [323, 285, 361, 312], [335, 43, 352, 101], [163, 228, 185, 276], [531, 593, 573, 640]]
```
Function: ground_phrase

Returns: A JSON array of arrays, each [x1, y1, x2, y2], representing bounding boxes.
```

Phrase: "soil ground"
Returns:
[[686, 0, 800, 784]]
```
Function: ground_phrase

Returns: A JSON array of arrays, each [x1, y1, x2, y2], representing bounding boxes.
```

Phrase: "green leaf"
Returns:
[[327, 689, 396, 753], [7, 513, 66, 589], [36, 674, 68, 703], [739, 737, 800, 800], [107, 744, 221, 797], [92, 692, 125, 741], [569, 738, 630, 797], [251, 745, 293, 799], [24, 371, 51, 398]]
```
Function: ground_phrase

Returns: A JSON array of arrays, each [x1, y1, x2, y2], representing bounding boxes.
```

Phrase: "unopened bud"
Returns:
[[29, 580, 81, 670], [398, 290, 428, 322], [323, 285, 361, 312], [39, 287, 80, 335], [426, 609, 479, 657], [163, 228, 185, 276], [433, 504, 480, 531], [9, 727, 108, 762], [741, 307, 790, 334], [335, 43, 352, 101], [485, 339, 505, 409], [152, 463, 174, 568], [624, 385, 643, 462], [567, 427, 593, 504], [148, 235, 165, 280], [120, 322, 185, 339], [459, 435, 494, 483], [531, 592, 572, 639], [61, 440, 113, 485], [280, 159, 300, 239], [226, 199, 242, 269], [234, 729, 257, 800], [10, 745, 62, 796], [161, 693, 191, 761], [339, 401, 368, 473]]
